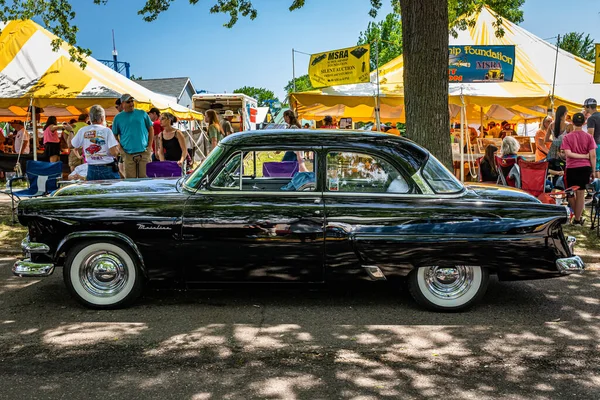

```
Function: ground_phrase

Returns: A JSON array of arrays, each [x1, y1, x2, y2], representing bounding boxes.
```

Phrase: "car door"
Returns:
[[181, 149, 325, 283]]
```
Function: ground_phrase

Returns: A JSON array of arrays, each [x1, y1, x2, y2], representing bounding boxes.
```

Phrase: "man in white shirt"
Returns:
[[71, 105, 120, 181], [11, 120, 30, 154]]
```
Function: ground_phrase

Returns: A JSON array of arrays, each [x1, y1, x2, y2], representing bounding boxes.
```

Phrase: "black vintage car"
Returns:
[[13, 130, 584, 311]]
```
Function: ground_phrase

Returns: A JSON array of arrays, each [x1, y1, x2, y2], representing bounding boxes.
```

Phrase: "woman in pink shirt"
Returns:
[[561, 112, 597, 225], [43, 116, 71, 163]]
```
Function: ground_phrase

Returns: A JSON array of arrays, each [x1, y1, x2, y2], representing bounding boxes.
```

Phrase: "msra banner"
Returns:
[[308, 45, 371, 88], [449, 45, 516, 83]]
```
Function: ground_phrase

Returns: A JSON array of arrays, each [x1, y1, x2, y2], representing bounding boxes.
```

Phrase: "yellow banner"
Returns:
[[308, 45, 371, 88], [595, 44, 600, 84]]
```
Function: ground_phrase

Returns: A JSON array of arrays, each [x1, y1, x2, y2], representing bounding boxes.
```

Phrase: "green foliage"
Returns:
[[0, 0, 92, 67], [358, 11, 402, 70], [130, 74, 143, 80], [284, 75, 314, 95], [449, 0, 525, 38], [233, 86, 278, 106], [559, 32, 596, 62]]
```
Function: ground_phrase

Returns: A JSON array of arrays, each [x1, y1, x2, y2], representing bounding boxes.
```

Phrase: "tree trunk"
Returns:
[[399, 0, 451, 168]]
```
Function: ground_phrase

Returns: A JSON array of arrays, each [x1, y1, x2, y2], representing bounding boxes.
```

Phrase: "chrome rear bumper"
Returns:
[[556, 255, 585, 275], [13, 236, 54, 278]]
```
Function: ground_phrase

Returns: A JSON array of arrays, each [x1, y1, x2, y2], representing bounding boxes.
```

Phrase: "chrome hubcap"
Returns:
[[80, 251, 128, 297], [424, 266, 474, 300]]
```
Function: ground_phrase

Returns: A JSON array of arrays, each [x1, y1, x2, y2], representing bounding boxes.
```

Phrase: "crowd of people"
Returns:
[[479, 98, 599, 226]]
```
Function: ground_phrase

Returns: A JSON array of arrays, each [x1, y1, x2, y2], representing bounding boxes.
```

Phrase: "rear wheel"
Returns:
[[63, 241, 143, 309], [408, 265, 488, 312]]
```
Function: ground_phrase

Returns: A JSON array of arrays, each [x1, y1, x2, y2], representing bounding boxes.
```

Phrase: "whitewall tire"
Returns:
[[408, 265, 489, 312], [64, 241, 143, 309]]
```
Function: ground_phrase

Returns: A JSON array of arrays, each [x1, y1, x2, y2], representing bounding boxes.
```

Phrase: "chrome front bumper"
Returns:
[[13, 236, 55, 277], [556, 256, 585, 275]]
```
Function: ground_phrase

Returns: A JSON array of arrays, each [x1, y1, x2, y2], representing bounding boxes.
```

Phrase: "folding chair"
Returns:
[[146, 161, 183, 178], [263, 161, 299, 178], [495, 156, 517, 187], [518, 159, 549, 201], [2, 160, 62, 223]]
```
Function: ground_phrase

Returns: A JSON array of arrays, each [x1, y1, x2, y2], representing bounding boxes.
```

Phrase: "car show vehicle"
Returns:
[[12, 130, 584, 311]]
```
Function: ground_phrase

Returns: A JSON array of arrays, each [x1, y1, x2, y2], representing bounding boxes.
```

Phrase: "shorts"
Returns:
[[596, 144, 600, 171], [68, 150, 83, 168], [565, 166, 592, 190], [44, 142, 61, 159]]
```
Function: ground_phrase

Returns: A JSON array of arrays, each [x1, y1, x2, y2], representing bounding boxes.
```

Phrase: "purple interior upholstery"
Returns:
[[146, 161, 182, 178], [263, 161, 299, 177]]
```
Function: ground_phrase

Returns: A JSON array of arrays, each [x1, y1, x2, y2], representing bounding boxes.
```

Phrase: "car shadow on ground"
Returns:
[[1, 263, 599, 399]]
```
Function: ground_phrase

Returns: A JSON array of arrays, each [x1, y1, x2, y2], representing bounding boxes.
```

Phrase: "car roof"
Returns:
[[222, 129, 417, 149], [220, 129, 429, 173]]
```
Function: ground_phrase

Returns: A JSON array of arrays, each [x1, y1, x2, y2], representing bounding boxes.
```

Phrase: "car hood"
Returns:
[[464, 183, 541, 203], [52, 177, 181, 197]]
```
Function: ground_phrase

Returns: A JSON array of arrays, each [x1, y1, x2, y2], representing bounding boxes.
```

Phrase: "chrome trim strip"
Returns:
[[13, 259, 55, 277], [194, 190, 466, 200], [556, 255, 585, 275], [21, 236, 50, 254]]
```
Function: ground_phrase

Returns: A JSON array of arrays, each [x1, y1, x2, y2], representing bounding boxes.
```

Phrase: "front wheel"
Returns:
[[64, 241, 143, 309], [408, 265, 489, 312]]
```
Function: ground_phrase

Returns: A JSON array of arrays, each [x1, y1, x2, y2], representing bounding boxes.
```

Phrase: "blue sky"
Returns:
[[67, 0, 599, 101]]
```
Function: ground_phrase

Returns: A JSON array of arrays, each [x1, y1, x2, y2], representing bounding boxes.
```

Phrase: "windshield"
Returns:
[[422, 154, 464, 194], [183, 145, 225, 190]]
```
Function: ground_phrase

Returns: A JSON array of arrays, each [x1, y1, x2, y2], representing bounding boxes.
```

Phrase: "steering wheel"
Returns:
[[297, 182, 316, 191]]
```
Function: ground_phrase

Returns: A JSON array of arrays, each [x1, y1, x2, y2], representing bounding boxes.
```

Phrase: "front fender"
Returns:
[[55, 231, 148, 278]]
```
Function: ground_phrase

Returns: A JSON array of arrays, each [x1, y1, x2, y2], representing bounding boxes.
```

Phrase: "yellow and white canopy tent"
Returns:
[[291, 5, 600, 124], [0, 19, 203, 121]]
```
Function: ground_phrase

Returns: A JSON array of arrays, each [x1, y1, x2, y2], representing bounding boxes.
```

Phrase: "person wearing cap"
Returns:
[[584, 98, 600, 178], [561, 112, 597, 225], [321, 115, 336, 129], [222, 110, 235, 136], [111, 94, 153, 178]]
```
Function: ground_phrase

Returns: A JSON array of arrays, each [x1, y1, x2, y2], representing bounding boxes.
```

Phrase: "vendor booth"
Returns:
[[0, 19, 202, 170], [290, 6, 600, 180]]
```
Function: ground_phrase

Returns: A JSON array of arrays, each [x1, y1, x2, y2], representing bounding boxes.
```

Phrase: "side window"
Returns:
[[242, 150, 315, 177], [211, 152, 242, 189], [240, 150, 316, 192], [326, 152, 410, 193]]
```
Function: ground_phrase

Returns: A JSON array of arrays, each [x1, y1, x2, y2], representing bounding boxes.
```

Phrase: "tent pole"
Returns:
[[292, 48, 296, 93], [375, 39, 381, 131], [550, 34, 560, 110], [460, 98, 465, 182], [32, 103, 37, 161], [480, 106, 484, 138]]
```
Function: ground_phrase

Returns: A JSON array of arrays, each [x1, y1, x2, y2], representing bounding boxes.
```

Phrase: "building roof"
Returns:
[[136, 77, 196, 101]]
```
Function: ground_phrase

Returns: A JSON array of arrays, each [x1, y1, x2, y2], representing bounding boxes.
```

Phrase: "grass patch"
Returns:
[[562, 208, 600, 259], [0, 213, 26, 253]]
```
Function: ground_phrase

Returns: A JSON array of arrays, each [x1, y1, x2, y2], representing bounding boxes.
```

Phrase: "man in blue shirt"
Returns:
[[112, 94, 154, 178]]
